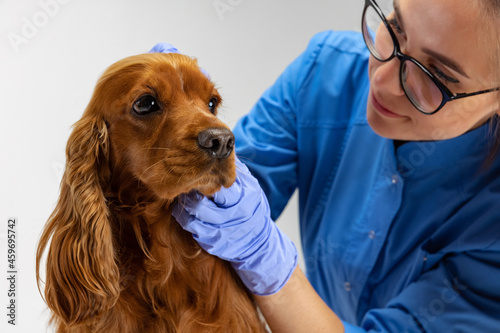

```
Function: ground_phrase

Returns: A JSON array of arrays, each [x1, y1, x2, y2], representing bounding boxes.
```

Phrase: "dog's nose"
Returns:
[[198, 128, 235, 159]]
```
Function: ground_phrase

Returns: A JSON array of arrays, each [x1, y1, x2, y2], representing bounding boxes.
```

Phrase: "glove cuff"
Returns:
[[231, 222, 298, 296]]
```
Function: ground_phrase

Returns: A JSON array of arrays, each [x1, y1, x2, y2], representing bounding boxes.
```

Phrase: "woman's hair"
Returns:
[[477, 0, 500, 162]]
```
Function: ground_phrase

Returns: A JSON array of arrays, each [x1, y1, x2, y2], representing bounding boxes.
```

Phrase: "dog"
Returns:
[[36, 52, 266, 332]]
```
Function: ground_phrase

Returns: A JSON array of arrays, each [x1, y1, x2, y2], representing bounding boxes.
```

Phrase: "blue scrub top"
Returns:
[[233, 31, 500, 332]]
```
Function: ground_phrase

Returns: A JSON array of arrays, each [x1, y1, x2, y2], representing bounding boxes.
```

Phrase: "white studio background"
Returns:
[[0, 0, 362, 331]]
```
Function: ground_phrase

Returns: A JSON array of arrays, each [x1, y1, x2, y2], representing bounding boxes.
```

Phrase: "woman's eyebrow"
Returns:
[[421, 48, 470, 79], [394, 0, 469, 79], [394, 0, 406, 31]]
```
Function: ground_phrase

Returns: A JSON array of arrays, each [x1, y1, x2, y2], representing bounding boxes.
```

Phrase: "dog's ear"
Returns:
[[36, 115, 120, 326]]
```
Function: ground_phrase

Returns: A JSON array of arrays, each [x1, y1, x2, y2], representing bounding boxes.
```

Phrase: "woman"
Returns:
[[173, 0, 500, 331]]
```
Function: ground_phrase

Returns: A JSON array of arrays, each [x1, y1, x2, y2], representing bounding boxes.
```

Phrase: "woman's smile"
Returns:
[[370, 91, 405, 118]]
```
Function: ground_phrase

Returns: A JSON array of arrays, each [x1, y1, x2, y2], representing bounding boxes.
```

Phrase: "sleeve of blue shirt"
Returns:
[[359, 186, 500, 332], [359, 251, 500, 332], [233, 30, 500, 332], [344, 247, 500, 332]]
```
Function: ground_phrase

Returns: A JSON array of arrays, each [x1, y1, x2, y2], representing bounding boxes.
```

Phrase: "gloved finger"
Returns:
[[172, 194, 227, 238], [148, 42, 180, 54], [212, 177, 242, 207], [212, 157, 255, 206], [199, 68, 211, 80], [172, 191, 236, 226], [148, 42, 211, 80], [234, 155, 251, 174], [172, 196, 194, 230], [172, 198, 241, 252]]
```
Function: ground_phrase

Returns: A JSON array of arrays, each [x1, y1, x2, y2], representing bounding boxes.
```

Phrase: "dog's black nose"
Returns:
[[198, 128, 235, 159]]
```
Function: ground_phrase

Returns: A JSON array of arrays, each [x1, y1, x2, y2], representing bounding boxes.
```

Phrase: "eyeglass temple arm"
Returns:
[[451, 87, 500, 101]]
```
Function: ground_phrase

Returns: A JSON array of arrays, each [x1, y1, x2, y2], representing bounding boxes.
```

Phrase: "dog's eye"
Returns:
[[133, 95, 160, 115], [208, 97, 219, 114]]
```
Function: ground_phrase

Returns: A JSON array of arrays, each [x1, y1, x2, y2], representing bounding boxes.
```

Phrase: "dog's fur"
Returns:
[[36, 53, 266, 332]]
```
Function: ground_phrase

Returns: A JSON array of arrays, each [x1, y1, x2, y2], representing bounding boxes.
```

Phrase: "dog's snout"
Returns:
[[198, 128, 235, 159]]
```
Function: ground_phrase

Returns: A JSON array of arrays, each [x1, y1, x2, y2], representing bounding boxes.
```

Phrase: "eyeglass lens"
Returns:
[[362, 4, 444, 113]]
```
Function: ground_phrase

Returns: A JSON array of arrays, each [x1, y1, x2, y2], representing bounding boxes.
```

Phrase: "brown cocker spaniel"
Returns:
[[36, 52, 266, 333]]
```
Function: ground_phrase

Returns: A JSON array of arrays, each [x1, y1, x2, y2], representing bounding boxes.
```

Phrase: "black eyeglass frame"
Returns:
[[362, 0, 500, 115]]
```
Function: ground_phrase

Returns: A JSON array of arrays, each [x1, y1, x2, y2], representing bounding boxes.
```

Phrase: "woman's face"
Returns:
[[367, 0, 499, 141]]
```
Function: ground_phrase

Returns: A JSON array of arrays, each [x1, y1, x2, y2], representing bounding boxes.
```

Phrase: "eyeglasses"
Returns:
[[361, 0, 499, 115]]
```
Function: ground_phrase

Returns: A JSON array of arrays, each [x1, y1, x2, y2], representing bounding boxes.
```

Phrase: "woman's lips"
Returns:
[[371, 93, 404, 118]]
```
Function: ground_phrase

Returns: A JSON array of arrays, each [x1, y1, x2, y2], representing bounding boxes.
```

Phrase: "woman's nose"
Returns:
[[371, 58, 405, 97]]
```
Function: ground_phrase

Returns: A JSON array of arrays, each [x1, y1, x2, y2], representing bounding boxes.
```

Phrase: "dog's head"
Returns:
[[88, 52, 236, 199], [37, 53, 237, 326]]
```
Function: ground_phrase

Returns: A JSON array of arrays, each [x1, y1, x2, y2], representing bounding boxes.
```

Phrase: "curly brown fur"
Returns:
[[36, 53, 266, 332]]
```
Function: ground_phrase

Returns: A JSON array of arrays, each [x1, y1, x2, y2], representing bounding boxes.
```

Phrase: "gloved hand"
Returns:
[[172, 157, 298, 296], [148, 42, 210, 79]]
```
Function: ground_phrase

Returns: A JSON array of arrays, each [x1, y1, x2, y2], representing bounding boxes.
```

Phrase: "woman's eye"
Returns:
[[387, 17, 404, 35], [132, 95, 160, 115], [429, 64, 460, 85], [208, 97, 219, 113]]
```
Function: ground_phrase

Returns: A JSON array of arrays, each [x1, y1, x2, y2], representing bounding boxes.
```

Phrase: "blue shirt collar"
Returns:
[[395, 118, 496, 177]]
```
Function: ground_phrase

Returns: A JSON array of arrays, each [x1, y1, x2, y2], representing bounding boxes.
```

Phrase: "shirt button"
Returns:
[[368, 230, 376, 239], [391, 175, 399, 184], [344, 282, 352, 292]]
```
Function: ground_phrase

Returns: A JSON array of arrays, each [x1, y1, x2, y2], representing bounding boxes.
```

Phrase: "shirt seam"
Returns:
[[306, 122, 355, 230], [295, 32, 330, 105]]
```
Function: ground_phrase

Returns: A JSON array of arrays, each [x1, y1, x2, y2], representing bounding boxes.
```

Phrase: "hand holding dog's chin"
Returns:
[[192, 181, 234, 199], [190, 166, 237, 198]]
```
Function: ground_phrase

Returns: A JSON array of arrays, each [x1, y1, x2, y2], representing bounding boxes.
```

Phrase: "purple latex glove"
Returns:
[[148, 42, 210, 79], [172, 158, 298, 296]]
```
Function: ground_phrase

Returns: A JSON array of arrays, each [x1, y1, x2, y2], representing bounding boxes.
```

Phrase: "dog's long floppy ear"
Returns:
[[36, 114, 120, 326]]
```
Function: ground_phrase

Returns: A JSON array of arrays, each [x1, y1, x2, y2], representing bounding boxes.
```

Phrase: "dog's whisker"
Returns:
[[154, 165, 175, 185], [139, 158, 170, 180], [174, 167, 191, 188]]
